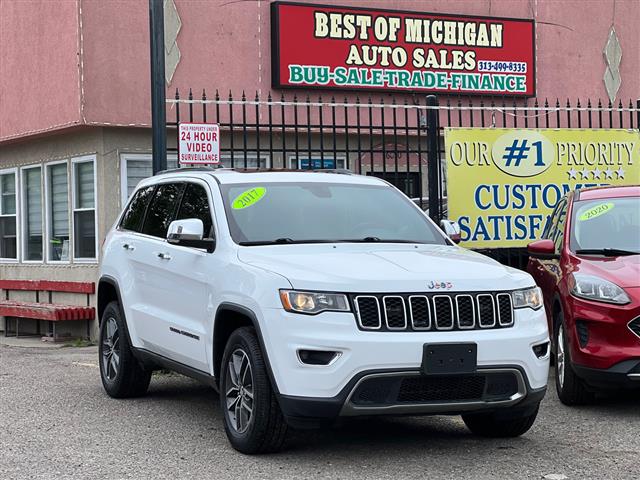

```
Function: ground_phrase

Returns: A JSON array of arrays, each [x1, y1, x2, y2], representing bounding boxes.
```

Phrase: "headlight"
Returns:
[[511, 286, 543, 310], [569, 273, 631, 305], [279, 290, 350, 314]]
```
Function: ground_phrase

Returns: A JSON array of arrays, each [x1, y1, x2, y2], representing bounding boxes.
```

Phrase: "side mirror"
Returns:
[[440, 219, 461, 244], [527, 239, 557, 258], [167, 219, 215, 253]]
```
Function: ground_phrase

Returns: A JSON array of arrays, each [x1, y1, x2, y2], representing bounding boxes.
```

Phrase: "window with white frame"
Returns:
[[288, 156, 347, 170], [22, 166, 43, 261], [220, 153, 269, 170], [121, 153, 270, 205], [0, 169, 18, 260], [46, 162, 70, 261], [121, 154, 178, 205], [73, 158, 97, 260]]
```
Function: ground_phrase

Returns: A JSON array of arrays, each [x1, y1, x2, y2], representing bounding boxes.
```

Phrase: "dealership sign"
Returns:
[[271, 2, 535, 96], [178, 123, 220, 165], [445, 128, 640, 248]]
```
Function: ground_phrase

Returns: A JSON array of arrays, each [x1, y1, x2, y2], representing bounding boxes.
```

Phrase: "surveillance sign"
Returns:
[[179, 123, 220, 165]]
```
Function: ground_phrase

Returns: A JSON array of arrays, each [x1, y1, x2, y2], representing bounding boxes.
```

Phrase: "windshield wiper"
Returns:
[[342, 238, 426, 244], [575, 248, 640, 257], [239, 238, 336, 246], [238, 237, 429, 246]]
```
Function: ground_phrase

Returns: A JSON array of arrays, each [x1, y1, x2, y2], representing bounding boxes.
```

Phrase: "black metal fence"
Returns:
[[167, 90, 640, 269]]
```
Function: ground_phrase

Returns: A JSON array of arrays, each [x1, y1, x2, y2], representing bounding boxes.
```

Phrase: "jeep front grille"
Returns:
[[352, 292, 515, 332]]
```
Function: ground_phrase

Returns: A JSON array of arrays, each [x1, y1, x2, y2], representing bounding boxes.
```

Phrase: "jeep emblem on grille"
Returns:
[[428, 281, 453, 290]]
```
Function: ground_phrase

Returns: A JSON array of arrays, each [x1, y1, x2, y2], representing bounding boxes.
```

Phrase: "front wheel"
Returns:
[[220, 327, 288, 454], [99, 301, 152, 398], [554, 316, 593, 405], [462, 405, 540, 437]]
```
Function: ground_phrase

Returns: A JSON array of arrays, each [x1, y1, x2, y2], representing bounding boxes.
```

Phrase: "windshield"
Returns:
[[570, 197, 640, 253], [221, 182, 447, 245]]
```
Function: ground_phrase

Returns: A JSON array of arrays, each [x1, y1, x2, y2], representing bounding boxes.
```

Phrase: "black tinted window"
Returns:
[[142, 183, 185, 238], [176, 183, 214, 237], [120, 186, 155, 232], [552, 200, 568, 252], [542, 197, 566, 240]]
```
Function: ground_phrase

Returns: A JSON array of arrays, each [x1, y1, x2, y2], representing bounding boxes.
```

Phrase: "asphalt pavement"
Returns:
[[0, 342, 638, 480]]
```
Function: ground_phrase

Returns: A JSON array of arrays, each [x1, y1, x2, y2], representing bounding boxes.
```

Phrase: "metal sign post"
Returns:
[[426, 95, 441, 223], [149, 0, 167, 174]]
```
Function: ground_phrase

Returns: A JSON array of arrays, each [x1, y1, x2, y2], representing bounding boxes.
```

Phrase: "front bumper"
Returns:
[[573, 359, 640, 389], [259, 305, 549, 421], [564, 289, 640, 371], [278, 366, 547, 428]]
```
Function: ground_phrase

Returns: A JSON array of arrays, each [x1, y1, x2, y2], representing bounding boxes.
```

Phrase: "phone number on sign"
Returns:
[[478, 61, 528, 73]]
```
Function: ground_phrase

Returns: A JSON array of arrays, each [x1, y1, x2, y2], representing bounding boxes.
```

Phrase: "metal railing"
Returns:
[[167, 90, 640, 269]]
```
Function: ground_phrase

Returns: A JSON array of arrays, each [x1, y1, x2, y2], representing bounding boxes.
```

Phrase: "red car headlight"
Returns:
[[569, 273, 631, 305]]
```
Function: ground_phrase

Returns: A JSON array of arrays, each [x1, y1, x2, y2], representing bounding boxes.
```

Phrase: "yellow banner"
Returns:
[[445, 128, 640, 248]]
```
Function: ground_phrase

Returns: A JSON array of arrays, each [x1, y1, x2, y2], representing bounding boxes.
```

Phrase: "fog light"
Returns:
[[297, 349, 341, 366], [532, 342, 549, 358], [576, 320, 589, 348]]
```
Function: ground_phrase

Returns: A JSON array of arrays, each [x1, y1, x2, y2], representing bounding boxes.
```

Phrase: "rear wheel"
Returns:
[[555, 313, 593, 405], [462, 405, 539, 437], [220, 327, 287, 454], [99, 301, 152, 398]]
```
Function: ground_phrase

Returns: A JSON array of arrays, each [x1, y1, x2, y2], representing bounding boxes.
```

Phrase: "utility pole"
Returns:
[[149, 0, 167, 174]]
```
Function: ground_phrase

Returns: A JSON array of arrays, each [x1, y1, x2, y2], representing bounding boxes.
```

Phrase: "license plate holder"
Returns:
[[422, 343, 478, 375]]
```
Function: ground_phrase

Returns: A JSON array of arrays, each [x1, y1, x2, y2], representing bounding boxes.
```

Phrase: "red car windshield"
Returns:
[[570, 196, 640, 254]]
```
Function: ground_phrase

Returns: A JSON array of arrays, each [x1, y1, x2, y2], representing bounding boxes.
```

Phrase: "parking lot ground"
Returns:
[[0, 343, 638, 480]]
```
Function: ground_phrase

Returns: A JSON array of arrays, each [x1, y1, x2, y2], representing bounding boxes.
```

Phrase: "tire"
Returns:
[[462, 405, 540, 438], [99, 301, 152, 398], [220, 327, 288, 454], [554, 311, 593, 406]]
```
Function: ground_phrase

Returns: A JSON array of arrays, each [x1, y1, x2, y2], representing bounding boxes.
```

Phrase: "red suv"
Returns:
[[527, 185, 640, 404]]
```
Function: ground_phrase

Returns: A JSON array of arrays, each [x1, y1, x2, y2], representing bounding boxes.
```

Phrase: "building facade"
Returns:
[[1, 0, 639, 338]]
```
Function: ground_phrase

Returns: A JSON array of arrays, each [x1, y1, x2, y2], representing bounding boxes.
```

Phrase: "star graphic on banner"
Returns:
[[580, 168, 590, 179], [592, 167, 602, 179], [567, 168, 578, 180], [604, 168, 614, 179], [615, 168, 625, 179]]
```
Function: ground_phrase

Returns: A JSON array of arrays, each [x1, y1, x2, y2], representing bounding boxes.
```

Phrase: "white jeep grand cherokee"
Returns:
[[98, 168, 549, 453]]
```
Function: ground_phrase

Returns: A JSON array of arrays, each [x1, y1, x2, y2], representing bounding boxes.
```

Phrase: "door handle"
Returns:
[[122, 243, 135, 251], [157, 252, 172, 260]]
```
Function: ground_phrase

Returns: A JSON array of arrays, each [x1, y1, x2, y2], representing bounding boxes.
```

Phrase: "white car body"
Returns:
[[99, 169, 549, 427]]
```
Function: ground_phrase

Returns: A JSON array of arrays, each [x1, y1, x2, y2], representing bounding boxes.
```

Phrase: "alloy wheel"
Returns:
[[557, 324, 566, 389], [101, 317, 121, 381], [225, 348, 254, 434]]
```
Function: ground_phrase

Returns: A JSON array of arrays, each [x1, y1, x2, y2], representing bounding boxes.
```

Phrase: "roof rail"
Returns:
[[228, 168, 354, 175], [155, 166, 356, 176], [155, 165, 224, 175]]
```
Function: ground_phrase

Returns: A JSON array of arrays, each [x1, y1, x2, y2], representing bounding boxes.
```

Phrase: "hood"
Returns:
[[238, 243, 534, 292], [574, 254, 640, 288]]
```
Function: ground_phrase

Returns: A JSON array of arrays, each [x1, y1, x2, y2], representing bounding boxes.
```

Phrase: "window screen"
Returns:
[[0, 172, 17, 259], [73, 161, 96, 259], [24, 167, 43, 261], [125, 155, 178, 200], [47, 163, 69, 261]]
